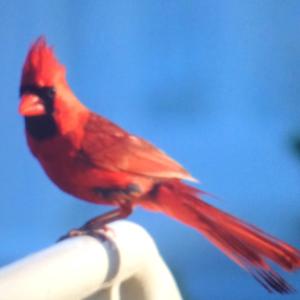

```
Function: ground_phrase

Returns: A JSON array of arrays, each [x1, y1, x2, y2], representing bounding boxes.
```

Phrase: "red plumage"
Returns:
[[19, 37, 300, 293]]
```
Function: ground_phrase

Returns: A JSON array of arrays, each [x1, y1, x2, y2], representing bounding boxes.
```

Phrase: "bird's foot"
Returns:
[[57, 225, 114, 242], [57, 205, 131, 243], [57, 228, 86, 242]]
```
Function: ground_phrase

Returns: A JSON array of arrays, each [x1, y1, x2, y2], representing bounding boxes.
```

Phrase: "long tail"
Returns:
[[142, 180, 300, 293]]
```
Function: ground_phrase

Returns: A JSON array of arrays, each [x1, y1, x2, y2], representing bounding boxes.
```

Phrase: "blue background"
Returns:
[[1, 1, 300, 299]]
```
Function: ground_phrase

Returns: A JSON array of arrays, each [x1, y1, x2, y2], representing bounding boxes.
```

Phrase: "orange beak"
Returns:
[[19, 94, 46, 117]]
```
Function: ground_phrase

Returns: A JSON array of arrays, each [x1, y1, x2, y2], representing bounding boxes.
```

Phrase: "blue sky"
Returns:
[[1, 1, 300, 299]]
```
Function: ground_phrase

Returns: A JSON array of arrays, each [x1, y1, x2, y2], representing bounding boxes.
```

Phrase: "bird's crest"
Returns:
[[21, 36, 66, 87]]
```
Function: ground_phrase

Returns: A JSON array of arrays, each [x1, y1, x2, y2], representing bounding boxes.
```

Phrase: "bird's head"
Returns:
[[19, 37, 67, 117], [19, 37, 87, 140]]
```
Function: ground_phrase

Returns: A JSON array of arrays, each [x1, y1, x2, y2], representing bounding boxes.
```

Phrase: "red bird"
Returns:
[[19, 37, 300, 293]]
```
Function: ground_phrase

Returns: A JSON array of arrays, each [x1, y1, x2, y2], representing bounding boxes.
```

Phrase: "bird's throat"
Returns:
[[25, 115, 58, 141]]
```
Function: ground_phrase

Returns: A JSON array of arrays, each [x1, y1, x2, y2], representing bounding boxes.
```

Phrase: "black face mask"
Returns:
[[20, 85, 58, 140]]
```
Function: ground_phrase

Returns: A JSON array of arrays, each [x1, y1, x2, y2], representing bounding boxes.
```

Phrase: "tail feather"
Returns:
[[143, 180, 300, 293], [252, 269, 295, 294]]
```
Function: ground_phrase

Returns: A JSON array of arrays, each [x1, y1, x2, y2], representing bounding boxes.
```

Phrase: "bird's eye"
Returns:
[[39, 87, 56, 114], [43, 87, 56, 100]]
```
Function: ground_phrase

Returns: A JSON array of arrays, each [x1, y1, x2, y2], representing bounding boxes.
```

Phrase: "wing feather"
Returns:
[[81, 113, 197, 182]]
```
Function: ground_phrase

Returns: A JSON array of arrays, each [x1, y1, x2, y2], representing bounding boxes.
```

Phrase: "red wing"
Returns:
[[81, 113, 196, 181]]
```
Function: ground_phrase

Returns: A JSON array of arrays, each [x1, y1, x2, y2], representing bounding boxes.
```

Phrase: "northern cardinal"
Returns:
[[19, 37, 300, 293]]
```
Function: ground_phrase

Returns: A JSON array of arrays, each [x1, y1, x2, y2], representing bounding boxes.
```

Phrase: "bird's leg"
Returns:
[[58, 200, 132, 241], [81, 200, 133, 231]]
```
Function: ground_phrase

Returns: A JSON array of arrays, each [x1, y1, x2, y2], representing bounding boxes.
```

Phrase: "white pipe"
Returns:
[[0, 221, 183, 300]]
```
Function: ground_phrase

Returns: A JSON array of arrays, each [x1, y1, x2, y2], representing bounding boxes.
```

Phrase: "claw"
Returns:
[[57, 225, 115, 243], [56, 204, 130, 243], [57, 228, 85, 242]]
